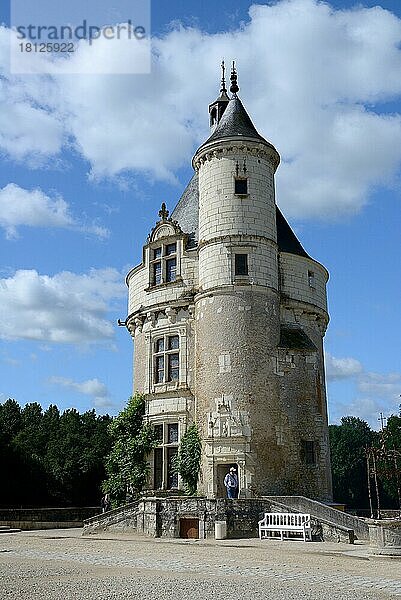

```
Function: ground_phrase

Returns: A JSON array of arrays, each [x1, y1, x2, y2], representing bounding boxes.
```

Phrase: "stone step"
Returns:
[[0, 526, 21, 533]]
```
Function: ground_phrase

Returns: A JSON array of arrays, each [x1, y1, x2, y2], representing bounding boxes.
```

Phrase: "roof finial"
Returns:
[[158, 202, 169, 221], [220, 59, 227, 94], [230, 61, 239, 95]]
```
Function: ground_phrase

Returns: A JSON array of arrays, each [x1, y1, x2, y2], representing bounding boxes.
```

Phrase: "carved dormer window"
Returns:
[[151, 242, 177, 285], [147, 203, 185, 289]]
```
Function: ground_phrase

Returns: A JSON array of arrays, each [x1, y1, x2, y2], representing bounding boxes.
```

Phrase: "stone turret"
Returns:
[[125, 64, 332, 501]]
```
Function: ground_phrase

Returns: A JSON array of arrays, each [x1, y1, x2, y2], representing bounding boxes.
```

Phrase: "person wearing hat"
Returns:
[[223, 466, 239, 499]]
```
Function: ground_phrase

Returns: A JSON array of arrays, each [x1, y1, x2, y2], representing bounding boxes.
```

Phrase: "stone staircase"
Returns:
[[266, 496, 369, 541], [84, 495, 365, 543], [84, 499, 142, 534]]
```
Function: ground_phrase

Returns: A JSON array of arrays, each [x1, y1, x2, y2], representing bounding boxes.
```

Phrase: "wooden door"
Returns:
[[179, 518, 199, 539]]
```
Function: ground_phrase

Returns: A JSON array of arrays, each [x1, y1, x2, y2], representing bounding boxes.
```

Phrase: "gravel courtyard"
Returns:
[[1, 528, 401, 599]]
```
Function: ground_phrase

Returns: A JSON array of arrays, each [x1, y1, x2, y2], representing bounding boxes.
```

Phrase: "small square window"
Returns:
[[155, 338, 164, 353], [234, 178, 248, 195], [168, 335, 179, 350], [301, 440, 316, 465], [235, 253, 248, 276], [153, 262, 162, 285], [167, 447, 179, 488], [166, 243, 176, 255], [155, 356, 164, 383], [168, 354, 179, 381], [153, 424, 163, 444], [166, 258, 177, 282], [168, 423, 179, 444]]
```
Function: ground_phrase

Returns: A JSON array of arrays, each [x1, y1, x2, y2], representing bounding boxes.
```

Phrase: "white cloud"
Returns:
[[326, 352, 401, 426], [358, 372, 401, 400], [325, 352, 363, 380], [0, 27, 64, 163], [1, 1, 401, 218], [0, 268, 126, 344], [331, 396, 393, 429], [49, 376, 112, 407], [0, 183, 109, 239]]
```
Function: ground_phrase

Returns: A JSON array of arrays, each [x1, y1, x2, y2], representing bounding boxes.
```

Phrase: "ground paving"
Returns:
[[1, 528, 400, 599]]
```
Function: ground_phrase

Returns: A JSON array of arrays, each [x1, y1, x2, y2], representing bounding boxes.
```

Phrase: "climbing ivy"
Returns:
[[174, 423, 202, 495], [102, 393, 157, 508]]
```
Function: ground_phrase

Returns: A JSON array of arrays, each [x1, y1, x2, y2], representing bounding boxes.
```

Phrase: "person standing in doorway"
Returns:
[[224, 466, 239, 499]]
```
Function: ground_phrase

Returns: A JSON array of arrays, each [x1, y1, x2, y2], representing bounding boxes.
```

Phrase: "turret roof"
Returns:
[[198, 95, 269, 152]]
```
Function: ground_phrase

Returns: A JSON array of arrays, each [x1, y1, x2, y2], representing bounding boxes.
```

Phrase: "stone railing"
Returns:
[[267, 496, 369, 540]]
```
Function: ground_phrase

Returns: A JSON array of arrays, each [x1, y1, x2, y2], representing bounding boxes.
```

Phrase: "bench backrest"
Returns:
[[262, 512, 310, 527]]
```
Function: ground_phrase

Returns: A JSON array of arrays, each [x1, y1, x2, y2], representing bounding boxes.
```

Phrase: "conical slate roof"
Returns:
[[198, 95, 269, 151], [275, 208, 310, 258], [170, 173, 199, 249]]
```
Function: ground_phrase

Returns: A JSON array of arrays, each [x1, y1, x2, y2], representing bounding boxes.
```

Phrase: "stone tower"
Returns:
[[125, 64, 333, 501]]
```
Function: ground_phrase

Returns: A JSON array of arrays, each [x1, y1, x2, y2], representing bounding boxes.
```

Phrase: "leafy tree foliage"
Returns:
[[102, 394, 158, 507], [329, 416, 377, 508], [0, 399, 112, 507], [378, 411, 401, 505], [173, 423, 202, 495], [329, 412, 401, 510]]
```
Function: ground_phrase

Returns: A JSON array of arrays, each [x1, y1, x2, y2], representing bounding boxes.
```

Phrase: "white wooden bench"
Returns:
[[258, 512, 312, 542]]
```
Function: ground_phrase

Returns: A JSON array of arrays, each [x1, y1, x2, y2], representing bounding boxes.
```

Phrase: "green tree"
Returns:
[[45, 408, 112, 505], [0, 399, 23, 506], [0, 399, 112, 507], [12, 403, 48, 505], [329, 416, 377, 508], [102, 394, 157, 507], [174, 423, 202, 495], [379, 410, 401, 507], [0, 398, 22, 445]]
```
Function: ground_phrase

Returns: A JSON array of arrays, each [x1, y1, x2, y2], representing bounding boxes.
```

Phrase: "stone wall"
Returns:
[[83, 496, 355, 543], [279, 253, 328, 312], [196, 145, 278, 244], [0, 507, 99, 530], [368, 519, 401, 556], [194, 287, 281, 497]]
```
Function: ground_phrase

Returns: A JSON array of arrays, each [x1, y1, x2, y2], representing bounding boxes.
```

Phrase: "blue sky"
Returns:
[[0, 0, 400, 428]]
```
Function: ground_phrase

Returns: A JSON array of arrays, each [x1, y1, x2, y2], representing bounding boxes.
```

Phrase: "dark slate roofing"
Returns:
[[199, 95, 268, 150], [279, 326, 317, 351], [172, 178, 310, 259], [170, 173, 199, 248], [276, 208, 310, 259]]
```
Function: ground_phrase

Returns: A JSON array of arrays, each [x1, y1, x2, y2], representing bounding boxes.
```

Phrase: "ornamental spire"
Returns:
[[230, 61, 239, 95], [220, 59, 227, 94]]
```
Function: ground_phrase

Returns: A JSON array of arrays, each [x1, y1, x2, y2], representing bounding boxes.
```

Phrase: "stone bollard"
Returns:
[[368, 519, 401, 556]]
